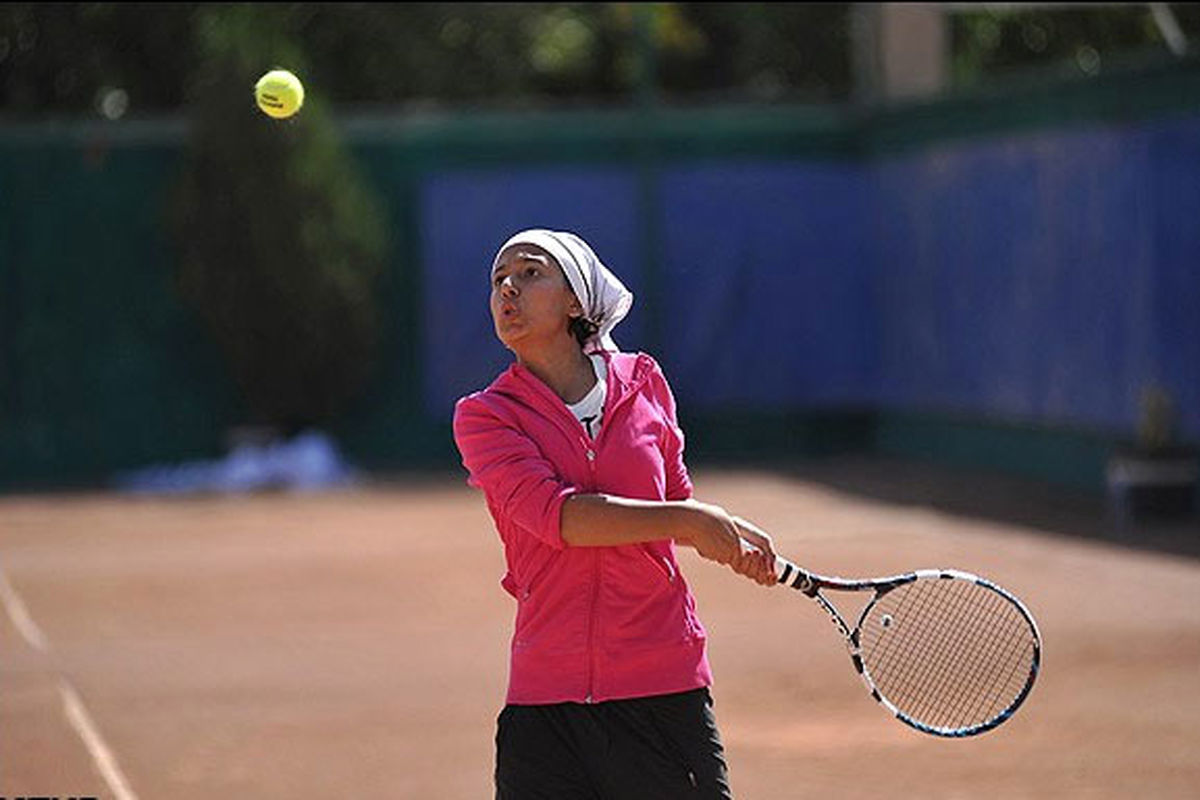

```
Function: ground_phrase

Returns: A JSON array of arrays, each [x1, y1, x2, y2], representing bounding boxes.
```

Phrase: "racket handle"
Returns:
[[773, 554, 816, 592], [774, 556, 801, 583]]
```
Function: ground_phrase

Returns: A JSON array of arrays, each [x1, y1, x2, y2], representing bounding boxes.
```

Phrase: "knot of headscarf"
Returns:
[[492, 229, 634, 352]]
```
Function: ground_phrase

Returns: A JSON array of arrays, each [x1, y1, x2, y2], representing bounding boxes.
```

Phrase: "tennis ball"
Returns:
[[255, 69, 305, 119]]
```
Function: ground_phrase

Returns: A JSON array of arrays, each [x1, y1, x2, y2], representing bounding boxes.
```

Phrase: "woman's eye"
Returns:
[[525, 266, 538, 277]]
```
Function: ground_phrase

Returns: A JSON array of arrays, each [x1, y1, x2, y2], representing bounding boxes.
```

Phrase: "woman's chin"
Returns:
[[496, 324, 527, 350]]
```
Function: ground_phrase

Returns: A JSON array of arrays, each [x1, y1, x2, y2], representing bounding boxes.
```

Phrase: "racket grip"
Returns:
[[774, 556, 801, 584], [772, 555, 816, 592]]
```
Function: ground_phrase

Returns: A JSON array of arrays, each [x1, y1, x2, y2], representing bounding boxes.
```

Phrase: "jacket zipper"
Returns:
[[512, 357, 652, 704], [579, 363, 649, 703], [584, 435, 598, 703], [585, 545, 601, 703]]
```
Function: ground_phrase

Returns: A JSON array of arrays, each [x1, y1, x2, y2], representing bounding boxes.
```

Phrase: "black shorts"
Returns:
[[495, 687, 733, 800]]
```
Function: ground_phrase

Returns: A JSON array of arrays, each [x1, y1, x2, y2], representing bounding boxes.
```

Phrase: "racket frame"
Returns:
[[774, 557, 1042, 738]]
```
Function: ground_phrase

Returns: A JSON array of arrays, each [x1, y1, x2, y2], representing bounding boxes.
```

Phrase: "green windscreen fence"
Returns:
[[3, 59, 1200, 491]]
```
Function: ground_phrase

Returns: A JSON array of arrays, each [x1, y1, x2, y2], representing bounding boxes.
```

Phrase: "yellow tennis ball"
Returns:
[[255, 69, 305, 119]]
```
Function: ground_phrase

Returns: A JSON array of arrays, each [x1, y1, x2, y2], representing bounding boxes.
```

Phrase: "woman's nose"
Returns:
[[499, 275, 518, 297]]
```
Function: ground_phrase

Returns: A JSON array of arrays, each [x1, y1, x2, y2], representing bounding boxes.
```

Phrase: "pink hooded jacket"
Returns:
[[453, 350, 713, 705]]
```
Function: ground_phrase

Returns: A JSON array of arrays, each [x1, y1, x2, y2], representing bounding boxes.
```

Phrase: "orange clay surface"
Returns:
[[2, 458, 1198, 799]]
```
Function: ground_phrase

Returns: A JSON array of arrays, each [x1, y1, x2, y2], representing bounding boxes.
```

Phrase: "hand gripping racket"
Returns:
[[772, 555, 1041, 737]]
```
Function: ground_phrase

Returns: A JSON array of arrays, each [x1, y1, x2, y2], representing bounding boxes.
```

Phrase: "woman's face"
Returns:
[[490, 245, 582, 352]]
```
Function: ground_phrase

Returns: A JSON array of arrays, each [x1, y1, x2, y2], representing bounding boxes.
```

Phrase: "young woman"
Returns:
[[453, 228, 778, 799]]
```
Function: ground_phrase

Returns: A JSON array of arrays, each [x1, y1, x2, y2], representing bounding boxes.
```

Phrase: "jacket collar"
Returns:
[[490, 351, 654, 413]]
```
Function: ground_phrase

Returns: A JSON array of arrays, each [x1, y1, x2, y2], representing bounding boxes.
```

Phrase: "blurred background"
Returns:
[[1, 2, 1198, 530]]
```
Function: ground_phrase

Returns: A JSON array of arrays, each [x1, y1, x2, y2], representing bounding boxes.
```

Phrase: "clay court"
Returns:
[[2, 458, 1199, 799]]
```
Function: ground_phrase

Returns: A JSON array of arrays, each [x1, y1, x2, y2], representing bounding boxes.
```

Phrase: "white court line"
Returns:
[[0, 565, 49, 652], [0, 562, 140, 800], [60, 681, 141, 800]]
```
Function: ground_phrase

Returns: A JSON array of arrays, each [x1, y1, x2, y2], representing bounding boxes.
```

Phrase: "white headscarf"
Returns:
[[492, 229, 634, 352]]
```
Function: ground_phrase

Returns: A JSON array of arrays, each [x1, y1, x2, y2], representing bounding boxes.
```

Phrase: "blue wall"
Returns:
[[657, 162, 874, 411], [870, 116, 1200, 440], [422, 116, 1200, 443], [421, 161, 874, 416], [1147, 116, 1200, 441]]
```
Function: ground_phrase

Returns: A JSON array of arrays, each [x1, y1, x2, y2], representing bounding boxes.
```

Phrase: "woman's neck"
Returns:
[[517, 339, 596, 404]]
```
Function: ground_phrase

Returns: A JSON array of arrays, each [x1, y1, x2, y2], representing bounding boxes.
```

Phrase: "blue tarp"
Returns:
[[422, 116, 1200, 441]]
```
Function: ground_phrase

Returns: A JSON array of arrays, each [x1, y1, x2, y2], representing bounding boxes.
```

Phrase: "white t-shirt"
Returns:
[[567, 354, 607, 440]]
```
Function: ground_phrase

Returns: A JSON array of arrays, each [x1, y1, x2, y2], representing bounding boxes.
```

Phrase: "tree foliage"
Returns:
[[172, 4, 386, 433], [0, 3, 858, 117], [6, 3, 1197, 119], [950, 4, 1200, 88]]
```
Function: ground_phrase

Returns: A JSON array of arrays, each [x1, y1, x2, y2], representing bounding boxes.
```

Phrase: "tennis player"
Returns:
[[453, 229, 777, 799]]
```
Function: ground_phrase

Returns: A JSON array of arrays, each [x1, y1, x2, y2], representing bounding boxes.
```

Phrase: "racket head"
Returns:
[[852, 570, 1041, 738]]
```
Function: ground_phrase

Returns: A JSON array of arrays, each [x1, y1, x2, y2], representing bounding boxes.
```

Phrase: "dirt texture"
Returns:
[[2, 459, 1198, 799]]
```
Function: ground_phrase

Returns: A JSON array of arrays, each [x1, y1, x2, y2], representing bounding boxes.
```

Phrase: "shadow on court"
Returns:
[[754, 454, 1200, 561]]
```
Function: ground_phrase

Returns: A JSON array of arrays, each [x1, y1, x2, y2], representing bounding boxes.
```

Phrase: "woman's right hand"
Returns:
[[680, 501, 777, 586]]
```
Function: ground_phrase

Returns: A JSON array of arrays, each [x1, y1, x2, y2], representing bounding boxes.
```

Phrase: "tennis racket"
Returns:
[[771, 554, 1041, 737]]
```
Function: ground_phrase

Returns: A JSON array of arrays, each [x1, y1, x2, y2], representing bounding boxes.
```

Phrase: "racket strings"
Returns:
[[877, 581, 964, 721], [919, 585, 1028, 728], [905, 584, 1019, 727], [859, 577, 1036, 732], [890, 582, 1032, 729], [869, 579, 980, 721], [960, 591, 1034, 724], [967, 611, 1034, 723], [868, 583, 1008, 730], [896, 583, 1031, 730]]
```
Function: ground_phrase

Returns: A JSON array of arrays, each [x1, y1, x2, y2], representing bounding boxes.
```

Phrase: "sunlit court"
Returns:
[[3, 3, 1200, 799], [2, 463, 1199, 798]]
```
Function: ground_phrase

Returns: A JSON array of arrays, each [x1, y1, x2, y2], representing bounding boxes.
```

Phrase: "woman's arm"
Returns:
[[561, 494, 778, 586]]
